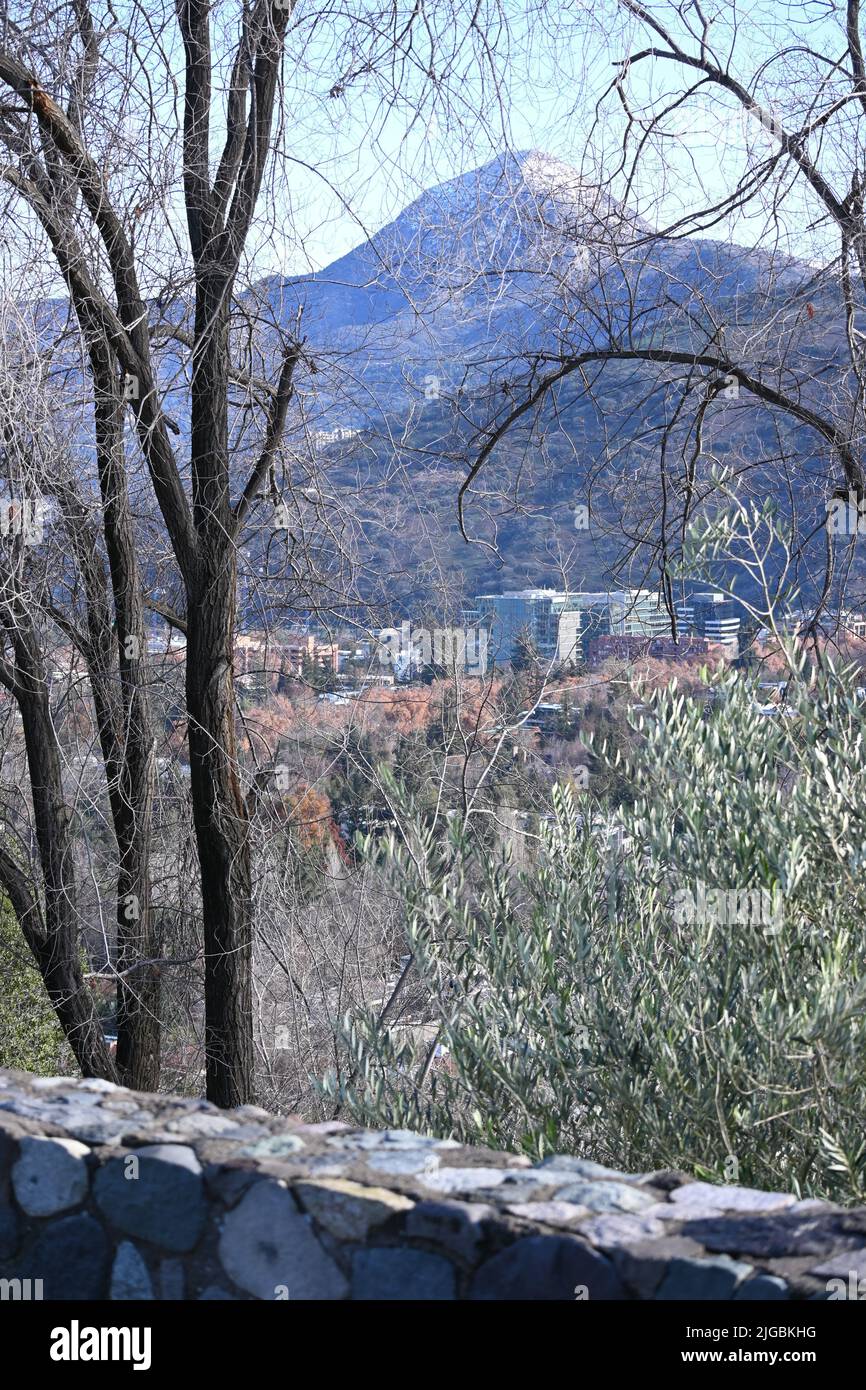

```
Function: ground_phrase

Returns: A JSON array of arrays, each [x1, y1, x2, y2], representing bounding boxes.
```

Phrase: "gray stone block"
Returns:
[[506, 1200, 589, 1227], [733, 1274, 789, 1300], [406, 1199, 495, 1259], [577, 1212, 667, 1247], [655, 1254, 753, 1299], [419, 1165, 507, 1195], [239, 1134, 306, 1159], [337, 1129, 440, 1150], [12, 1135, 90, 1216], [610, 1236, 707, 1298], [24, 1213, 110, 1300], [294, 1178, 413, 1240], [94, 1144, 206, 1252], [669, 1181, 796, 1217], [110, 1241, 154, 1299], [471, 1234, 625, 1300], [364, 1150, 441, 1177], [808, 1245, 866, 1280], [682, 1211, 865, 1259], [219, 1180, 347, 1300], [352, 1247, 456, 1300], [473, 1178, 565, 1205], [552, 1179, 656, 1214]]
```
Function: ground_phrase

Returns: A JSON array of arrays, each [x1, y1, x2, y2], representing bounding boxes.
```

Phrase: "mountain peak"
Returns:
[[366, 148, 597, 268], [507, 147, 587, 191], [408, 147, 587, 221]]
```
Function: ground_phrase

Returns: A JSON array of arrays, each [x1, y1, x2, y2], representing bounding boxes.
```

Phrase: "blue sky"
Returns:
[[1, 0, 848, 290], [250, 0, 846, 277]]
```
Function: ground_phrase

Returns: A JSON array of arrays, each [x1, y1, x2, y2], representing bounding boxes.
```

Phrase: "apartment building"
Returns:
[[235, 633, 340, 685]]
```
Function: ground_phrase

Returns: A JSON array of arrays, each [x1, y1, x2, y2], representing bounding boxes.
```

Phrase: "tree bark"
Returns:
[[3, 621, 117, 1081], [0, 8, 294, 1107], [90, 364, 160, 1091], [186, 277, 253, 1107], [44, 342, 160, 1091]]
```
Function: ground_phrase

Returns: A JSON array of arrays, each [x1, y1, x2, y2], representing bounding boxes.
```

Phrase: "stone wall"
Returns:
[[0, 1069, 863, 1300]]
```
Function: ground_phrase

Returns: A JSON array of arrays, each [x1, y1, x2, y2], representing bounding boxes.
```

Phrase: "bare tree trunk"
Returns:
[[91, 363, 160, 1091], [0, 0, 464, 1107], [185, 278, 252, 1106], [3, 621, 117, 1080], [187, 564, 253, 1106], [43, 342, 160, 1090]]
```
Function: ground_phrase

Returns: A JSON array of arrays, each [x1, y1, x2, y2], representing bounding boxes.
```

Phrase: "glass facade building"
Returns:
[[676, 592, 741, 646], [467, 589, 671, 665]]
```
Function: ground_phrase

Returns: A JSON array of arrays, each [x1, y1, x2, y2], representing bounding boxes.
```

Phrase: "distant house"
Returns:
[[234, 633, 340, 693]]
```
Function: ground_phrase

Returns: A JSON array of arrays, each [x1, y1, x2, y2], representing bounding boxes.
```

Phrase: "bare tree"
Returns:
[[0, 0, 511, 1105], [0, 367, 118, 1079]]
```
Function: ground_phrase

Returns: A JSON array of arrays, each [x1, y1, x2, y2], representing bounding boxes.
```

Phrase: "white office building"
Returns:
[[466, 588, 670, 665]]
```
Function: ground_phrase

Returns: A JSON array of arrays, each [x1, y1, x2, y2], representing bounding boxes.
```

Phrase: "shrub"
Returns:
[[0, 898, 65, 1074], [324, 661, 866, 1203]]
